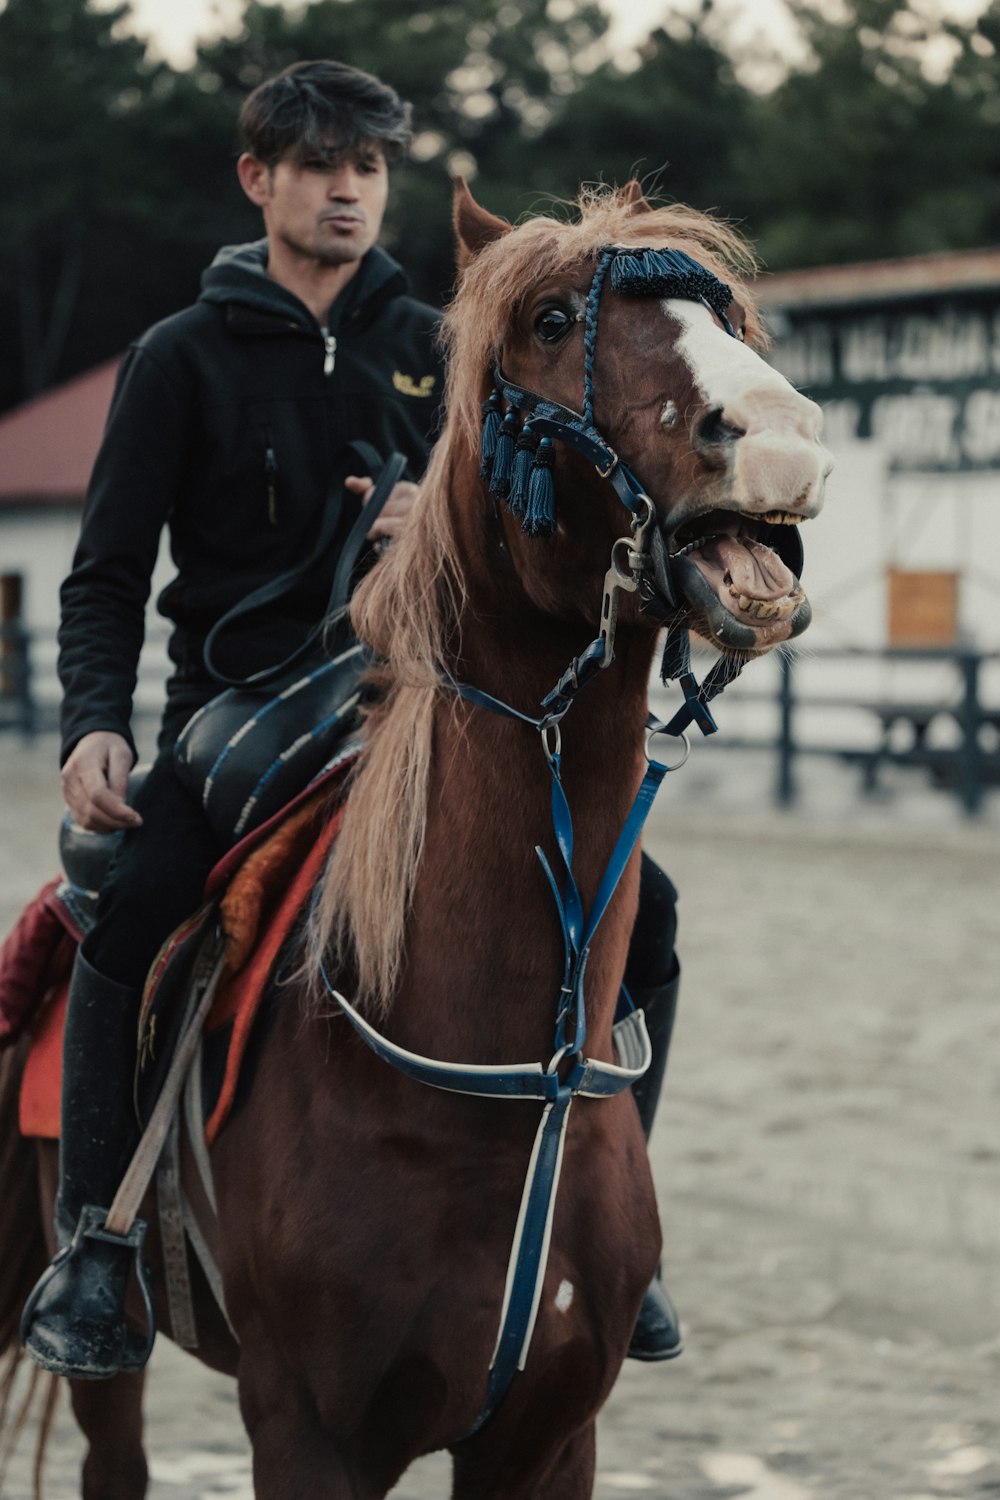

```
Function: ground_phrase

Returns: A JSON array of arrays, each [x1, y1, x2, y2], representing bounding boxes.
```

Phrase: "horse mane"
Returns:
[[304, 185, 763, 1017]]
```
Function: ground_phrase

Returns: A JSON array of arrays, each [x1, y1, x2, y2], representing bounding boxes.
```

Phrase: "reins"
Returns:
[[317, 242, 758, 1437]]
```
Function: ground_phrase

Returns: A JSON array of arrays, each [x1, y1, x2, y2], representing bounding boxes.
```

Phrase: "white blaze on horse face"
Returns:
[[555, 1279, 574, 1312], [664, 300, 832, 517]]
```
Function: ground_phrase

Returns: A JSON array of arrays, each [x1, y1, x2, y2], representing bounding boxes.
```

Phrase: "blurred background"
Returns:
[[1, 3, 998, 1497], [2, 0, 1000, 810]]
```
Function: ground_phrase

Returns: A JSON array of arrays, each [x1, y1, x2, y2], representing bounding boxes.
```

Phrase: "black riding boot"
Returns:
[[21, 950, 154, 1379], [628, 966, 683, 1361]]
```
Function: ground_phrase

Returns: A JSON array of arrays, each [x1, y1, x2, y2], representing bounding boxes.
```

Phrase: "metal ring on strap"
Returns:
[[646, 723, 691, 771]]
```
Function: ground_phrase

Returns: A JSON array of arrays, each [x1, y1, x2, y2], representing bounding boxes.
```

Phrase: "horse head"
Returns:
[[324, 182, 833, 1018], [449, 178, 832, 657]]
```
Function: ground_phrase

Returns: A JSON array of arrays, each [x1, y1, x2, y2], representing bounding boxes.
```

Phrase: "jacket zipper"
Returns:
[[322, 329, 337, 376], [263, 430, 279, 525]]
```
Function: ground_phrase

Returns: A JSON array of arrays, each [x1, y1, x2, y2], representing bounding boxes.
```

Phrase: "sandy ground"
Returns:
[[0, 727, 998, 1499]]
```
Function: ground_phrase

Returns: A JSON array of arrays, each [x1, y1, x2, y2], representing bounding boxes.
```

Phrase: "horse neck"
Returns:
[[392, 453, 660, 1067]]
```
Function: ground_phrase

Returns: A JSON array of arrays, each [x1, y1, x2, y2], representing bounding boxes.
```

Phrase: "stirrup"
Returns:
[[21, 1205, 156, 1380]]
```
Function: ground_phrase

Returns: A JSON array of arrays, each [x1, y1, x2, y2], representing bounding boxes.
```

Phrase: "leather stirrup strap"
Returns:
[[104, 937, 226, 1238]]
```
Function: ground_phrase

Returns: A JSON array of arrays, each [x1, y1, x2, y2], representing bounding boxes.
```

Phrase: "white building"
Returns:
[[0, 359, 171, 725], [758, 248, 1000, 656]]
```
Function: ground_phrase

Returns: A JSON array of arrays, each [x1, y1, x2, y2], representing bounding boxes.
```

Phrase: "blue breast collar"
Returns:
[[318, 624, 703, 1439], [320, 693, 683, 1439]]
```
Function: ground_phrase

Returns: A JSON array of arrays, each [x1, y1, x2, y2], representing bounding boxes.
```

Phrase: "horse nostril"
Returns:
[[695, 407, 745, 449]]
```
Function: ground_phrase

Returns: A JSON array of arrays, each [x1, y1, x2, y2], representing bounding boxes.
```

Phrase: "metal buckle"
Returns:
[[541, 720, 562, 762], [645, 723, 691, 771], [630, 494, 656, 547]]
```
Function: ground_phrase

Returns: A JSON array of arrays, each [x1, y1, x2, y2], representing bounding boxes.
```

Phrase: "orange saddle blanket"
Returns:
[[19, 777, 348, 1146]]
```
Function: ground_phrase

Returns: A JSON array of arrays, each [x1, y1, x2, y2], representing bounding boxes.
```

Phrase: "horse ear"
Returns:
[[620, 180, 654, 216], [453, 177, 511, 272]]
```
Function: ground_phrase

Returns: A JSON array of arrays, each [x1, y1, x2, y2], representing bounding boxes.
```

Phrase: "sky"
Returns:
[[97, 0, 806, 70], [92, 0, 991, 90]]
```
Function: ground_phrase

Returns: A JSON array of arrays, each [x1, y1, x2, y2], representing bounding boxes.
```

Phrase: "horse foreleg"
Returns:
[[238, 1349, 389, 1500], [451, 1420, 596, 1500], [69, 1370, 148, 1500]]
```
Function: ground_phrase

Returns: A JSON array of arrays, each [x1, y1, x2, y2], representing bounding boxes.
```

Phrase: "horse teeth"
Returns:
[[731, 594, 793, 619]]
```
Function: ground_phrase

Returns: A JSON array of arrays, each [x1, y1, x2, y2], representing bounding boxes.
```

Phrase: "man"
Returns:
[[22, 59, 682, 1380]]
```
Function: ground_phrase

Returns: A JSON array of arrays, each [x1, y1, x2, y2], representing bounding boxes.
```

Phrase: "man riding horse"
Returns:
[[20, 59, 684, 1380]]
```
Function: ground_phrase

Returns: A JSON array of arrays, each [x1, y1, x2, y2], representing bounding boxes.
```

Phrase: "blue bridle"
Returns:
[[319, 243, 754, 1437], [480, 243, 736, 542]]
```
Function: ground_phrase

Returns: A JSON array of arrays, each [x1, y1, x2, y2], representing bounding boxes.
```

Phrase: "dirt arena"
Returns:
[[1, 730, 997, 1499]]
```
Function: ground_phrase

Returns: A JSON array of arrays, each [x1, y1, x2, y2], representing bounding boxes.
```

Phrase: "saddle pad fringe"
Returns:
[[218, 794, 331, 976]]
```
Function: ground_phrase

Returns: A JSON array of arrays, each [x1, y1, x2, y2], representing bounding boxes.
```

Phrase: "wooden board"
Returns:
[[886, 567, 959, 647]]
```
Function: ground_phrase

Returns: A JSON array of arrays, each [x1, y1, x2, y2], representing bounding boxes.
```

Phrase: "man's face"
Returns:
[[244, 142, 390, 267]]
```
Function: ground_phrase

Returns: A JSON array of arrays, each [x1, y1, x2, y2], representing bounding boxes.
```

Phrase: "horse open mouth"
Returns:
[[668, 508, 811, 651]]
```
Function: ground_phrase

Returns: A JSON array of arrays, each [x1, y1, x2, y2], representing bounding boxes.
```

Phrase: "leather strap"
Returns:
[[324, 977, 651, 1101], [203, 444, 407, 688], [105, 934, 226, 1238], [157, 1110, 198, 1348]]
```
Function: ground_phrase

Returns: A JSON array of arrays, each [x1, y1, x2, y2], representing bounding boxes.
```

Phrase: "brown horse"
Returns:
[[0, 180, 830, 1498]]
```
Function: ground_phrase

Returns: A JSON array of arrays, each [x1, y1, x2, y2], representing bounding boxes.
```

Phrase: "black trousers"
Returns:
[[85, 750, 227, 989], [627, 853, 679, 991]]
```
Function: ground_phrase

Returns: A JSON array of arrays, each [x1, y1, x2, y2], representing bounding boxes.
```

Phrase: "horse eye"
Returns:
[[736, 324, 746, 343], [534, 306, 574, 343]]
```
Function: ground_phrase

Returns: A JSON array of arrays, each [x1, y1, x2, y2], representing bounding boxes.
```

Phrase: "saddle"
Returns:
[[11, 741, 359, 1144]]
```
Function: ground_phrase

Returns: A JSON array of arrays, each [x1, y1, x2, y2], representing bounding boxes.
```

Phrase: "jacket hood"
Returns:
[[199, 238, 410, 331]]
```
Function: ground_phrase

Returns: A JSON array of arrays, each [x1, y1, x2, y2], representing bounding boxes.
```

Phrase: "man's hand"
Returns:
[[61, 731, 142, 834], [345, 474, 420, 542]]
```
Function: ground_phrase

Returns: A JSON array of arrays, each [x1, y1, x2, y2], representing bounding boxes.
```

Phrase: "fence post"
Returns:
[[0, 572, 35, 736], [957, 650, 981, 818], [776, 652, 796, 806]]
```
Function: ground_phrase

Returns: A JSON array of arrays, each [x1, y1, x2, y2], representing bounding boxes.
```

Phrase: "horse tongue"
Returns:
[[696, 534, 796, 600]]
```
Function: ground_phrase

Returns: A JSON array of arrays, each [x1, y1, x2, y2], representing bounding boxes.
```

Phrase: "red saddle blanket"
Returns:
[[16, 768, 350, 1145]]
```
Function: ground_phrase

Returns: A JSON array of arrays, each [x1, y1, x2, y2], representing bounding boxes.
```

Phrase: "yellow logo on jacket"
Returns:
[[392, 371, 437, 398]]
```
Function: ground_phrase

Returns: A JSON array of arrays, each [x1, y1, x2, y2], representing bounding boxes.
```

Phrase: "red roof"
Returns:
[[0, 358, 121, 507]]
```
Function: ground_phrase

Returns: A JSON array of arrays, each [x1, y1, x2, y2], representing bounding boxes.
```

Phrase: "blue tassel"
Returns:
[[507, 425, 537, 517], [480, 392, 503, 479], [489, 410, 520, 499], [610, 247, 732, 322], [523, 438, 556, 536]]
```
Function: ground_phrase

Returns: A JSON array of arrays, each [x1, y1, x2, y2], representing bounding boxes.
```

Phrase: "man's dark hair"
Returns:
[[240, 60, 412, 167]]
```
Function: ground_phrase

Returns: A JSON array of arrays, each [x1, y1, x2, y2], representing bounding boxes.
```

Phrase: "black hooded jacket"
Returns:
[[58, 240, 444, 764]]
